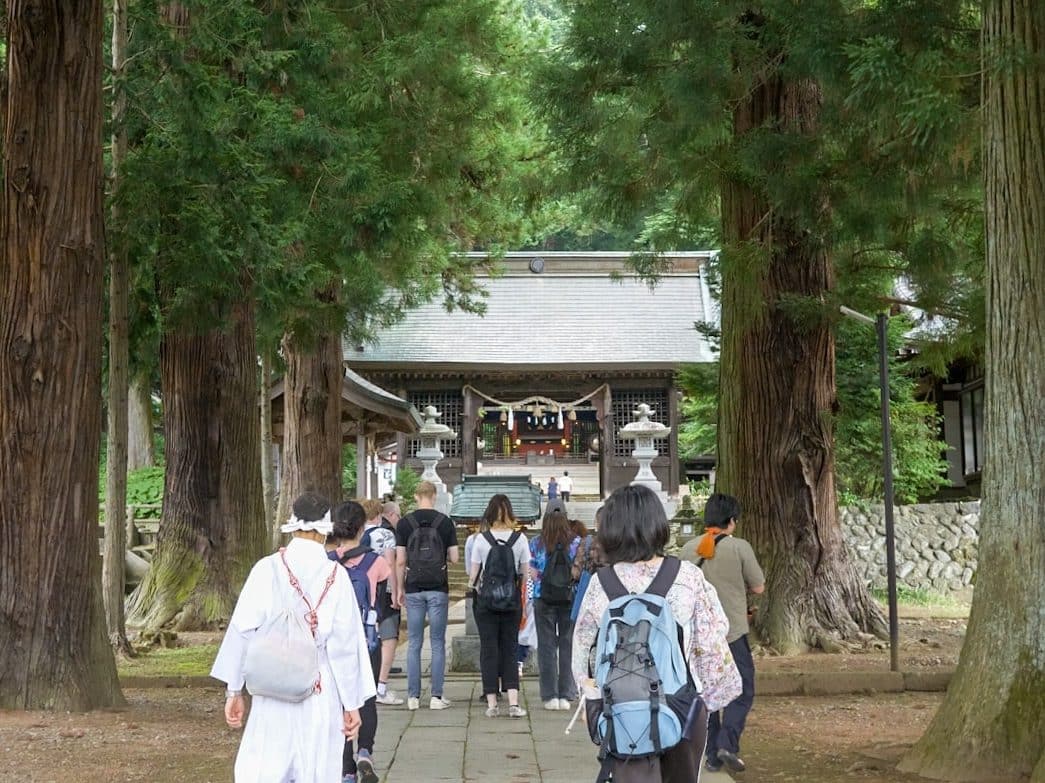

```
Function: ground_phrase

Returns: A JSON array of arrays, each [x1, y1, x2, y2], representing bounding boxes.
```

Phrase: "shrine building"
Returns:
[[348, 251, 718, 498]]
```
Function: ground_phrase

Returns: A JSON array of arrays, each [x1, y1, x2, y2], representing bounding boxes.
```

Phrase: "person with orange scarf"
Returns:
[[685, 493, 765, 775]]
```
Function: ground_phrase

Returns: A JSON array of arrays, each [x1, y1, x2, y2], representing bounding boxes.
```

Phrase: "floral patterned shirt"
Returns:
[[528, 535, 582, 599], [571, 557, 742, 712]]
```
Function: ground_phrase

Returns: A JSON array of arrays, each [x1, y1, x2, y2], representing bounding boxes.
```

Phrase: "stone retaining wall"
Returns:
[[841, 502, 980, 596]]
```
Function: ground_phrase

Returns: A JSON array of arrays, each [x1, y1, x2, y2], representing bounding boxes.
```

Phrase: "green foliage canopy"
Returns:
[[116, 0, 543, 356], [538, 0, 983, 357]]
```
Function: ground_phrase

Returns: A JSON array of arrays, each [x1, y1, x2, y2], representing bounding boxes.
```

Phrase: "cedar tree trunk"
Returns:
[[0, 0, 123, 709], [102, 0, 134, 656], [275, 330, 344, 527], [899, 2, 1045, 779], [260, 352, 278, 549], [127, 375, 155, 470], [717, 74, 886, 654], [126, 300, 266, 632]]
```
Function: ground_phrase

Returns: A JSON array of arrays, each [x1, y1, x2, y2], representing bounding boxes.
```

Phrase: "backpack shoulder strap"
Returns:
[[506, 530, 521, 547], [596, 565, 629, 601], [340, 545, 372, 563], [482, 531, 498, 547], [647, 556, 681, 598]]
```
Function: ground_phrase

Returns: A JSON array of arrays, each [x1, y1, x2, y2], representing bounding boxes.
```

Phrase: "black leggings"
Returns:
[[343, 644, 381, 774], [474, 602, 522, 697]]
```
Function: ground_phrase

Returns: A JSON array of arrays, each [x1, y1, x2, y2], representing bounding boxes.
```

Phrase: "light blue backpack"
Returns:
[[586, 557, 699, 778]]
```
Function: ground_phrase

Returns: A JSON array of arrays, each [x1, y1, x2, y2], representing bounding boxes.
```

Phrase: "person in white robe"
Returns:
[[211, 495, 377, 783]]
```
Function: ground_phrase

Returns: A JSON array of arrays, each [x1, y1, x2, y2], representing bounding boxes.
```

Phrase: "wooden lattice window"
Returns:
[[408, 391, 463, 458], [611, 389, 669, 457]]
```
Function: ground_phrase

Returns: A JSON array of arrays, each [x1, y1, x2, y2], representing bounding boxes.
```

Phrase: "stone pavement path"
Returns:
[[368, 678, 734, 783]]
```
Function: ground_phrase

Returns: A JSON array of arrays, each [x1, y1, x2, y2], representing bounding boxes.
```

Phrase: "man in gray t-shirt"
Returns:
[[690, 493, 764, 775]]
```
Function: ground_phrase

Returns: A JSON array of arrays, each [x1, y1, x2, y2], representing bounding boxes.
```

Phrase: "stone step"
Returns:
[[476, 461, 601, 496]]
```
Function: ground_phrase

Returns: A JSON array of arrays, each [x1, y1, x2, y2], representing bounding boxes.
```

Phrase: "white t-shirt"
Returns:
[[363, 523, 396, 556], [470, 529, 530, 575], [558, 475, 574, 493]]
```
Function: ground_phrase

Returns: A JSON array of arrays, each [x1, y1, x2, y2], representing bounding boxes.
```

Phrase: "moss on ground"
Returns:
[[118, 643, 218, 678]]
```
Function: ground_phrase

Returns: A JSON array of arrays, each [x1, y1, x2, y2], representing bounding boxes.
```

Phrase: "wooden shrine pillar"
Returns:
[[595, 384, 614, 500], [356, 429, 368, 499], [461, 386, 478, 477], [396, 387, 409, 477], [668, 381, 681, 496]]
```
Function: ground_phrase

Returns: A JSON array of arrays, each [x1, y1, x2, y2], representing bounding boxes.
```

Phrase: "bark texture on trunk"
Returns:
[[899, 2, 1045, 778], [275, 330, 344, 526], [127, 375, 155, 471], [102, 0, 134, 657], [260, 353, 278, 550], [717, 75, 886, 654], [0, 0, 123, 709], [126, 301, 266, 633]]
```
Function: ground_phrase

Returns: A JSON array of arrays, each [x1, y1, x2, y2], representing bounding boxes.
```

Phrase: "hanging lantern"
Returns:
[[500, 409, 507, 423]]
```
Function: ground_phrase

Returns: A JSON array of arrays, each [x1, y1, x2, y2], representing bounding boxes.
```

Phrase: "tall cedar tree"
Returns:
[[120, 0, 276, 631], [899, 1, 1045, 778], [257, 0, 535, 523], [117, 0, 537, 627], [102, 0, 135, 655], [0, 0, 123, 708], [542, 1, 979, 651]]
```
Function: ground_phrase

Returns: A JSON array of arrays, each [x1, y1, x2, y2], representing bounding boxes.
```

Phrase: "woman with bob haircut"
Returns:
[[572, 484, 741, 783]]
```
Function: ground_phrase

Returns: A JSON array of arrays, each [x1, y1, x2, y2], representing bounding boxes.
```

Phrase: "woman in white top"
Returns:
[[211, 493, 376, 783], [469, 494, 530, 718]]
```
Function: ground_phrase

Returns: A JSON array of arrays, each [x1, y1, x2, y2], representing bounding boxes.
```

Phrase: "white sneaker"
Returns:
[[429, 696, 452, 710], [407, 697, 420, 711], [544, 699, 560, 710], [485, 705, 500, 718], [508, 704, 527, 718], [558, 698, 572, 710], [376, 690, 404, 706]]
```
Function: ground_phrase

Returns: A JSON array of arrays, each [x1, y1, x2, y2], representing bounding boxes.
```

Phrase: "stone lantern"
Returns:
[[417, 404, 456, 513], [618, 402, 672, 503]]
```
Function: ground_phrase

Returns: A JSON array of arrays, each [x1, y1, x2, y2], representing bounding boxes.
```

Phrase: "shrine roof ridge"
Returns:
[[345, 262, 718, 368]]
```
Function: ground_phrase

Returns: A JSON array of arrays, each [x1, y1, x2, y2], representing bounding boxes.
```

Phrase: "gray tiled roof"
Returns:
[[346, 271, 717, 369], [450, 475, 543, 522]]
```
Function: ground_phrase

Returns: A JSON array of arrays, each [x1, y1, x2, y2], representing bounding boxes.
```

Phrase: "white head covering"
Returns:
[[280, 510, 333, 536]]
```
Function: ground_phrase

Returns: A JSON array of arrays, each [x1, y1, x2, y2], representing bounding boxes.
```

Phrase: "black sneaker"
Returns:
[[717, 748, 746, 773], [705, 757, 724, 772]]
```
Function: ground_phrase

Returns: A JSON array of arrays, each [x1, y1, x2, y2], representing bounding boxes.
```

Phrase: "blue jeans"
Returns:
[[405, 590, 450, 699]]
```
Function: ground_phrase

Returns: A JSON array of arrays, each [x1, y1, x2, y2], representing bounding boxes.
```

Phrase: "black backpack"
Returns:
[[477, 531, 522, 613], [541, 541, 575, 605], [405, 514, 448, 588]]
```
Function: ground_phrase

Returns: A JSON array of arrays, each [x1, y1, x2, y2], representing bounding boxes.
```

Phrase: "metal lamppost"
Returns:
[[839, 305, 900, 673]]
